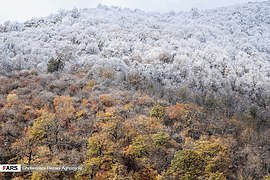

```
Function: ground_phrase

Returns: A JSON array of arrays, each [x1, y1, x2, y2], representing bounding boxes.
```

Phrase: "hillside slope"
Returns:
[[1, 2, 270, 179], [0, 71, 270, 180], [0, 1, 270, 100]]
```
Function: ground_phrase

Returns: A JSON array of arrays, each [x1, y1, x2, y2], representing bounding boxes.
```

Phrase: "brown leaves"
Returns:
[[53, 95, 75, 120], [99, 94, 114, 107]]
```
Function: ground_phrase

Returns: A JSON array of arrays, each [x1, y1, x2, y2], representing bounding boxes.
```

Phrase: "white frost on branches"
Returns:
[[0, 1, 270, 98]]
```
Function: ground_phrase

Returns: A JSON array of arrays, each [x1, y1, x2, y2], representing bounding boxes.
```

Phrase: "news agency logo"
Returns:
[[0, 164, 21, 172]]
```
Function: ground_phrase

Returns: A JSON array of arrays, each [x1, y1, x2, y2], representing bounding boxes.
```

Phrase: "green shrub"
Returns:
[[47, 57, 65, 73], [170, 149, 204, 179], [150, 105, 165, 119], [152, 132, 169, 148], [130, 135, 148, 158]]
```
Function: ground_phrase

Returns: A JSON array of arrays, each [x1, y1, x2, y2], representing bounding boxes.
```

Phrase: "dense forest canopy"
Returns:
[[0, 1, 270, 180]]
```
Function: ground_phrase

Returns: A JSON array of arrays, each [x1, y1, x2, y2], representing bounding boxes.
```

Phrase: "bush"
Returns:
[[99, 94, 113, 107], [125, 135, 148, 158], [47, 49, 72, 73], [152, 132, 169, 147], [150, 105, 165, 119], [158, 52, 173, 63], [6, 93, 18, 103], [47, 57, 65, 73], [170, 149, 204, 179]]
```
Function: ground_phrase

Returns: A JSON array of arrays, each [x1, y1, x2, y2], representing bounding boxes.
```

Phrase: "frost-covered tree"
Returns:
[[0, 1, 269, 104]]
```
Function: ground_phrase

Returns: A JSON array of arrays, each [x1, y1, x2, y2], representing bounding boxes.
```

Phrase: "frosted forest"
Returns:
[[0, 1, 269, 104], [0, 1, 270, 179]]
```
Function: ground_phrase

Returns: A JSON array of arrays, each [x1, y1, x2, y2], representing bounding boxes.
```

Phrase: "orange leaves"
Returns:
[[135, 165, 159, 180], [81, 98, 89, 107], [53, 96, 75, 120], [137, 94, 153, 106], [166, 103, 203, 121], [165, 103, 186, 119], [99, 94, 114, 107], [130, 116, 165, 135], [23, 105, 36, 121]]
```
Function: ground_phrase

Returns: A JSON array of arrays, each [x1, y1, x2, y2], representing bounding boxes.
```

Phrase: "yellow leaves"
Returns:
[[93, 118, 127, 150], [85, 132, 117, 178], [176, 137, 231, 178], [7, 93, 17, 102], [124, 135, 148, 158], [195, 138, 230, 177], [150, 105, 165, 119], [79, 155, 114, 180], [123, 145, 133, 156], [83, 116, 130, 178], [206, 172, 226, 180], [124, 102, 133, 111], [83, 80, 96, 92], [170, 149, 205, 179], [19, 156, 31, 165], [88, 133, 107, 156], [36, 145, 51, 156], [96, 110, 114, 119], [134, 116, 165, 134], [86, 80, 96, 88], [28, 112, 55, 141], [85, 157, 103, 168], [53, 95, 75, 120], [101, 119, 120, 133], [6, 93, 18, 106], [31, 146, 51, 164], [31, 172, 44, 180], [96, 107, 119, 121], [194, 138, 228, 160], [11, 177, 24, 180], [76, 109, 86, 119]]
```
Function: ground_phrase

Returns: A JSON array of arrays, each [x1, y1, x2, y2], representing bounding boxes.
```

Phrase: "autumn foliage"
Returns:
[[0, 71, 269, 180]]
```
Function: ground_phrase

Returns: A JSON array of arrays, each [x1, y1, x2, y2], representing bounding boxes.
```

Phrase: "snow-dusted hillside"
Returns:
[[0, 2, 270, 99]]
